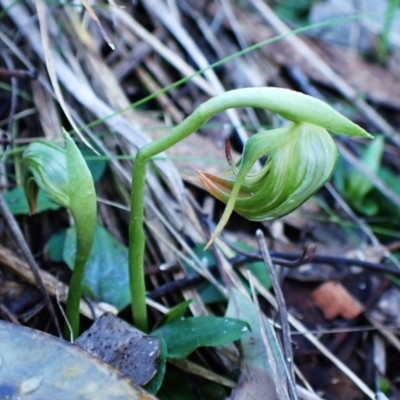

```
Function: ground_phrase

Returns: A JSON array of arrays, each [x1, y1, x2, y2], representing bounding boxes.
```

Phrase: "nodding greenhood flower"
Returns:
[[196, 89, 372, 247], [23, 131, 97, 339]]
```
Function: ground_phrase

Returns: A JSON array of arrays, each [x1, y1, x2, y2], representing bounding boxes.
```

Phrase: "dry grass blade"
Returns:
[[142, 0, 250, 146], [80, 0, 115, 50], [0, 244, 105, 320], [35, 0, 97, 152], [168, 359, 237, 388], [110, 6, 215, 95], [248, 272, 289, 400], [256, 230, 296, 400]]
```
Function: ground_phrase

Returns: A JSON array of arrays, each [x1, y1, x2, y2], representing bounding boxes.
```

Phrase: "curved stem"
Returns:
[[128, 88, 371, 331]]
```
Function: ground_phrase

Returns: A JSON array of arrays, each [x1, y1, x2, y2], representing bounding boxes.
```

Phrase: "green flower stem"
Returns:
[[129, 87, 372, 331], [65, 206, 96, 339], [129, 156, 147, 332]]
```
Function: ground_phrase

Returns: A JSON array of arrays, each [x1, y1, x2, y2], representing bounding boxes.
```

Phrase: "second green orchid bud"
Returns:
[[23, 141, 70, 214], [23, 131, 97, 340]]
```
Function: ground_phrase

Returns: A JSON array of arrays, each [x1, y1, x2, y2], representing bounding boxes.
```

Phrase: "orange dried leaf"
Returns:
[[311, 281, 364, 320]]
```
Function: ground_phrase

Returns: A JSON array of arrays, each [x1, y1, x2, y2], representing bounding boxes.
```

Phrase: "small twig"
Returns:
[[226, 239, 315, 268], [0, 66, 37, 80], [168, 358, 237, 388], [0, 303, 20, 325], [147, 245, 400, 300], [147, 254, 247, 299], [0, 196, 62, 337], [229, 245, 400, 277], [256, 229, 297, 400], [0, 244, 108, 321]]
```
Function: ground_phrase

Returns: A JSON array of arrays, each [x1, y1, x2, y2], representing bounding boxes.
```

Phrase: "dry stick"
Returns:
[[325, 182, 380, 247], [147, 246, 400, 300], [325, 182, 400, 270], [168, 359, 237, 389], [0, 66, 37, 80], [0, 196, 61, 337], [256, 230, 297, 400]]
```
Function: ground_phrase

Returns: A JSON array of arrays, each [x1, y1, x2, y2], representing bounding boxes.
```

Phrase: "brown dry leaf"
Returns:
[[312, 281, 365, 320]]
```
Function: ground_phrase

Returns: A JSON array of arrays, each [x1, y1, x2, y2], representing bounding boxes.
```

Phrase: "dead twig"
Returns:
[[0, 196, 61, 336], [256, 229, 297, 400]]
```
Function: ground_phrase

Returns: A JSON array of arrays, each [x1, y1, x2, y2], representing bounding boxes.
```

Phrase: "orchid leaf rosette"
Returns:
[[195, 88, 373, 246]]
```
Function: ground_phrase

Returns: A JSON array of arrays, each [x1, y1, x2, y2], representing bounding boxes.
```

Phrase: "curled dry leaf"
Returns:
[[312, 281, 365, 320]]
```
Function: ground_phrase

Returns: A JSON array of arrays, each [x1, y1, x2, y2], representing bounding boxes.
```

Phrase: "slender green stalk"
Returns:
[[66, 213, 96, 339], [129, 155, 147, 332], [64, 202, 96, 340], [128, 87, 372, 331]]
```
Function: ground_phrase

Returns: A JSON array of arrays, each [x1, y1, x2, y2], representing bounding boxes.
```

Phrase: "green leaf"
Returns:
[[45, 230, 67, 262], [79, 145, 107, 182], [244, 261, 272, 290], [233, 241, 271, 290], [152, 316, 249, 359], [63, 223, 130, 311], [183, 245, 226, 304], [158, 366, 227, 400], [352, 197, 379, 216], [183, 244, 271, 304], [345, 136, 384, 201], [197, 282, 227, 304], [145, 335, 167, 395], [157, 366, 201, 400], [2, 186, 59, 215], [157, 300, 193, 327]]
